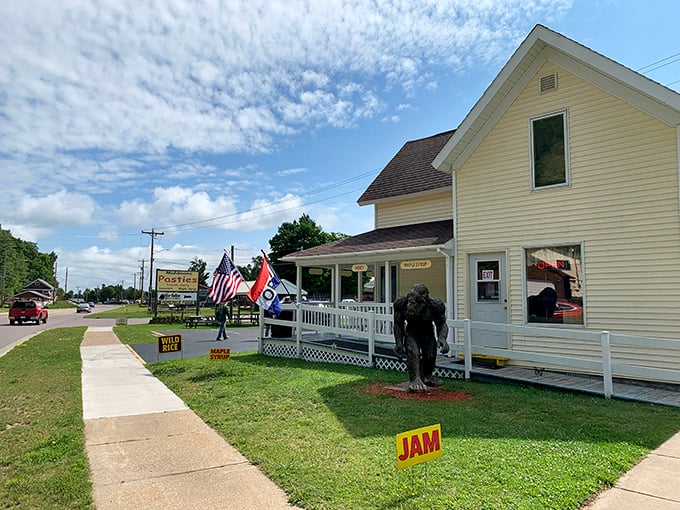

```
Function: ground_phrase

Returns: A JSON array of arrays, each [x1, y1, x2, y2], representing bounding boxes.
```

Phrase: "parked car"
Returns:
[[77, 303, 91, 313], [9, 300, 48, 325], [554, 301, 583, 322]]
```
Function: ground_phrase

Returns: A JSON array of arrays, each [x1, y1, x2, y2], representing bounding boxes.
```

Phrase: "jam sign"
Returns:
[[396, 423, 442, 469]]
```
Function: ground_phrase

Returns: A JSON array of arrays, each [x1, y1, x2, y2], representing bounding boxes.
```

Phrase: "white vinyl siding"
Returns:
[[375, 190, 452, 228], [455, 61, 680, 368]]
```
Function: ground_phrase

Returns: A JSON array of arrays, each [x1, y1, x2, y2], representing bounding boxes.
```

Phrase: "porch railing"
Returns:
[[260, 305, 680, 398]]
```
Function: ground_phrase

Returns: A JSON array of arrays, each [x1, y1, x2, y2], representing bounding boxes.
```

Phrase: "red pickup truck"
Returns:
[[8, 300, 48, 325]]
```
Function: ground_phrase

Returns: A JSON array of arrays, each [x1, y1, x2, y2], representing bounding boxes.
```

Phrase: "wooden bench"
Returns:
[[185, 315, 218, 328]]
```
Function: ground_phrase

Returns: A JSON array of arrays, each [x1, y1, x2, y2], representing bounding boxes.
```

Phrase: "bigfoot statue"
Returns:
[[393, 283, 449, 392]]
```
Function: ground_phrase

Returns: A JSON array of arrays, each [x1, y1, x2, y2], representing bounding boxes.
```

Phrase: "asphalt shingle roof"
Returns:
[[283, 219, 452, 259], [357, 130, 455, 204]]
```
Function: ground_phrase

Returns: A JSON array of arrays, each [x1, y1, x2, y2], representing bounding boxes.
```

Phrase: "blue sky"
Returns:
[[1, 0, 679, 294]]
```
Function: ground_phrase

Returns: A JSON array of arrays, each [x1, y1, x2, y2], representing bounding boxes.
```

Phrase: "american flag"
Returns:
[[208, 252, 244, 304]]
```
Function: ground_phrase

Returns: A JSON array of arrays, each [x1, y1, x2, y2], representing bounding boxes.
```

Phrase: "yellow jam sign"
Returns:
[[158, 334, 182, 353], [395, 423, 442, 469], [209, 348, 231, 361]]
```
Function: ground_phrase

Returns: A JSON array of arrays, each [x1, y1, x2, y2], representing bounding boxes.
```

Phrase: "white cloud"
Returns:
[[0, 0, 572, 157], [9, 190, 96, 229], [117, 186, 240, 229], [278, 168, 307, 177]]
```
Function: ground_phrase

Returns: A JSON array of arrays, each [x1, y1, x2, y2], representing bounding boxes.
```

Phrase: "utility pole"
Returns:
[[142, 229, 164, 314], [139, 259, 145, 303]]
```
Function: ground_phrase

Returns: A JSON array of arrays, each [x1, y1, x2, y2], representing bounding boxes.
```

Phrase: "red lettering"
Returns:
[[409, 436, 423, 458], [422, 430, 440, 454], [398, 437, 409, 461]]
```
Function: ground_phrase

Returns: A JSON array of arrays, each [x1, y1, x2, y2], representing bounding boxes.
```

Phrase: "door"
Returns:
[[469, 254, 508, 348]]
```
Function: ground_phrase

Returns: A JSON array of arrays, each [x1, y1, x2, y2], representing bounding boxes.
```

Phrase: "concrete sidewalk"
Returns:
[[81, 326, 300, 510], [80, 326, 680, 510], [584, 432, 680, 509]]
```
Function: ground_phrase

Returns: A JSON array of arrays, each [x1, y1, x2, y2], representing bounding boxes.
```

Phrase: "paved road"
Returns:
[[0, 305, 261, 362], [130, 326, 261, 363], [0, 305, 121, 356]]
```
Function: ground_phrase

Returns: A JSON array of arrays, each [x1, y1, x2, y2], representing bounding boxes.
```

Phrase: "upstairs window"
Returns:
[[531, 111, 569, 189]]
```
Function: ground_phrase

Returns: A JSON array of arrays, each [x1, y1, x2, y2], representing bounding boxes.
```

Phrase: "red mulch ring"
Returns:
[[363, 382, 471, 401]]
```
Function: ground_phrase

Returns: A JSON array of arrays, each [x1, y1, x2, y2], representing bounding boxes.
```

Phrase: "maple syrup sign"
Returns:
[[400, 260, 432, 270], [395, 423, 442, 469]]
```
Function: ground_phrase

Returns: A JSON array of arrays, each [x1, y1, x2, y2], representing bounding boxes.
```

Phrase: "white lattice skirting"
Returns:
[[261, 340, 465, 380]]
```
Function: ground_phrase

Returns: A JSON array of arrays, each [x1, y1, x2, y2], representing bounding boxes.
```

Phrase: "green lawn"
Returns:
[[2, 324, 679, 509], [0, 328, 92, 509], [150, 353, 680, 510]]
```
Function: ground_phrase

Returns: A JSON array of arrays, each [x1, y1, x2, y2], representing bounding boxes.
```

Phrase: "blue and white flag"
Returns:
[[247, 257, 281, 315]]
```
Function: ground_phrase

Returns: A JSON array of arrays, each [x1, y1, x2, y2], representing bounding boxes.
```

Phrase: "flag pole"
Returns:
[[261, 250, 294, 297]]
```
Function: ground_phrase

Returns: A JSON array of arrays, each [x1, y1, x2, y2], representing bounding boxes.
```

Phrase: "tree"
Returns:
[[268, 214, 349, 298], [188, 257, 210, 286], [1, 227, 57, 303], [238, 255, 262, 281]]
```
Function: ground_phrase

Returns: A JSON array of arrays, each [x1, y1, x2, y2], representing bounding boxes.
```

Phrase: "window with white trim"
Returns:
[[531, 111, 569, 189], [525, 244, 583, 325]]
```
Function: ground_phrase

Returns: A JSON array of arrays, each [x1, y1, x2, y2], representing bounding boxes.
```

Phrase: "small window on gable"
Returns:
[[531, 111, 569, 189]]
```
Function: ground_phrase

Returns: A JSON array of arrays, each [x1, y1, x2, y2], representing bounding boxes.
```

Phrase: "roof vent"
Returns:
[[540, 73, 557, 93]]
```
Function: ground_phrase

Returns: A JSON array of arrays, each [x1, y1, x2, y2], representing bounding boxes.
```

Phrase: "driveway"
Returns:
[[130, 326, 262, 364]]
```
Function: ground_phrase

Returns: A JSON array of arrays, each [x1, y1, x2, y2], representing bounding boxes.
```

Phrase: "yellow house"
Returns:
[[283, 130, 455, 308], [433, 25, 680, 369], [282, 25, 680, 377]]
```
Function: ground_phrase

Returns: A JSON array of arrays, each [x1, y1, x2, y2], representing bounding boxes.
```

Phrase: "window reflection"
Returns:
[[526, 245, 583, 324]]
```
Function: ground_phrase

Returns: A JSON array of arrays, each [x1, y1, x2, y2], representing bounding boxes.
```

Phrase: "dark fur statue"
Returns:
[[393, 283, 449, 392]]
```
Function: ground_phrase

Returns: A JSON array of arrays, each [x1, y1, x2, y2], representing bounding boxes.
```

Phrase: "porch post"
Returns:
[[384, 259, 391, 307], [295, 264, 302, 356], [334, 263, 341, 305], [356, 271, 362, 302], [296, 265, 302, 303], [441, 248, 454, 354]]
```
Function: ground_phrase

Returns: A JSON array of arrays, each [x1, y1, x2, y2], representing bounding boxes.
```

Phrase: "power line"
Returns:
[[636, 51, 680, 73], [156, 168, 380, 232]]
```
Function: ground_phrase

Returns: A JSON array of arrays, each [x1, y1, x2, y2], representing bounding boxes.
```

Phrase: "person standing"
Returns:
[[215, 302, 229, 341]]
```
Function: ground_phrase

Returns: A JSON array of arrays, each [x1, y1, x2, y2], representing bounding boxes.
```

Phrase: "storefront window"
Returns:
[[525, 244, 583, 324]]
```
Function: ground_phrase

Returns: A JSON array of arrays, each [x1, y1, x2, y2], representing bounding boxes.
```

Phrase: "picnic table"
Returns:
[[185, 315, 218, 328]]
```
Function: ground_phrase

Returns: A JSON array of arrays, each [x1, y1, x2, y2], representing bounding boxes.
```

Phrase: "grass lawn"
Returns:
[[0, 328, 92, 509], [149, 352, 680, 510], [2, 322, 679, 509]]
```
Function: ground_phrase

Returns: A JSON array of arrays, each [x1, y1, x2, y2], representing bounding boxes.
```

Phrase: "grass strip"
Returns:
[[150, 353, 680, 510], [0, 327, 92, 509]]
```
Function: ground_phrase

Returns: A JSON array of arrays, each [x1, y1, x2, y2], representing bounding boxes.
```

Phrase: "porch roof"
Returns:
[[281, 219, 453, 265]]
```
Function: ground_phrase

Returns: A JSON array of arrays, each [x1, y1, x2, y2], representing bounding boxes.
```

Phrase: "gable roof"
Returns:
[[23, 278, 55, 291], [433, 24, 680, 173], [281, 219, 453, 263], [358, 130, 454, 205]]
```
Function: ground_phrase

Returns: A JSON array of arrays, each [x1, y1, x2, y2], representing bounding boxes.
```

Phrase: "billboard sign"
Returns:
[[156, 270, 199, 292]]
